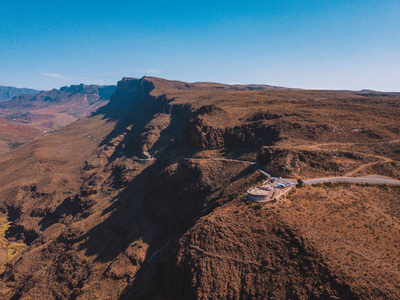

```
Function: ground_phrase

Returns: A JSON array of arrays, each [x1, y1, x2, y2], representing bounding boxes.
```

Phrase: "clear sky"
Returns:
[[1, 0, 399, 91]]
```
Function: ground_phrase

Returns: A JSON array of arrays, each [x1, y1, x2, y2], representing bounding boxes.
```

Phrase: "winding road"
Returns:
[[84, 132, 400, 186], [183, 157, 400, 186]]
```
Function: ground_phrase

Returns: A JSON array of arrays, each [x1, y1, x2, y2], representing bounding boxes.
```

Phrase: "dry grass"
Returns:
[[0, 217, 27, 273], [279, 184, 400, 297], [0, 77, 399, 298]]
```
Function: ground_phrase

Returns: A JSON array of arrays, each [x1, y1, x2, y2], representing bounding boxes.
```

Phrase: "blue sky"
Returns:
[[1, 0, 399, 91]]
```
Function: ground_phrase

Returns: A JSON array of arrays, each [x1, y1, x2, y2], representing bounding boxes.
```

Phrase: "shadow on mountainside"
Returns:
[[92, 77, 176, 149], [74, 156, 218, 263]]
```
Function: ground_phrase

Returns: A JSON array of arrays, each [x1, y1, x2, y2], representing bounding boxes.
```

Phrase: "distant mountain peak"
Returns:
[[0, 86, 40, 102]]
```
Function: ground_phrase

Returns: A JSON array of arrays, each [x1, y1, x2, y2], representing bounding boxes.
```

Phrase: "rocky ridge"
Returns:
[[0, 86, 39, 103]]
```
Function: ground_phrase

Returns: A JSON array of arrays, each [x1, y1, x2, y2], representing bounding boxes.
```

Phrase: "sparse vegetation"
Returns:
[[297, 179, 304, 187], [8, 141, 24, 149], [252, 203, 263, 210], [0, 77, 399, 299]]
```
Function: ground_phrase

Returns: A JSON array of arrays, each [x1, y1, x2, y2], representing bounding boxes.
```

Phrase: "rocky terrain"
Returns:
[[0, 86, 39, 103], [0, 84, 116, 154], [0, 77, 399, 299]]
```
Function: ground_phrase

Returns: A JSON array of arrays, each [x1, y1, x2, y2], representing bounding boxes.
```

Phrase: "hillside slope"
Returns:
[[0, 117, 41, 154], [0, 77, 399, 299]]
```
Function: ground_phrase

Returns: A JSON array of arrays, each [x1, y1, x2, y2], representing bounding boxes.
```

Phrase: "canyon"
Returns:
[[0, 77, 399, 299]]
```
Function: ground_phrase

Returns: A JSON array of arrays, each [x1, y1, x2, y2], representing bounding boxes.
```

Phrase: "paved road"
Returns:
[[303, 176, 400, 185], [251, 164, 273, 178], [183, 157, 254, 164], [183, 157, 400, 186]]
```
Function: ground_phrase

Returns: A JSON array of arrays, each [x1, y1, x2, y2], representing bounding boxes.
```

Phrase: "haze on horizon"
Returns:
[[1, 0, 399, 92]]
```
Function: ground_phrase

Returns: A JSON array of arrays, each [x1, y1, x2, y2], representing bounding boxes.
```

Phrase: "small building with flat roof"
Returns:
[[246, 187, 274, 202]]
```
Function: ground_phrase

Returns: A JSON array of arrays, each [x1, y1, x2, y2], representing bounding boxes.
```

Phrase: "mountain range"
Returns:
[[0, 86, 39, 103], [0, 77, 399, 299], [0, 84, 116, 154]]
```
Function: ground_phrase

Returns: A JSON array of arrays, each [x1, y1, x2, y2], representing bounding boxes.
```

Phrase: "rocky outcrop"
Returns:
[[183, 117, 225, 150], [98, 78, 195, 157], [257, 146, 374, 178], [257, 147, 301, 177], [224, 124, 279, 148], [183, 105, 280, 151], [195, 105, 227, 117], [245, 111, 283, 122]]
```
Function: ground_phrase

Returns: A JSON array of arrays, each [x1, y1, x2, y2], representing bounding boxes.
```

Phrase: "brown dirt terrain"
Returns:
[[0, 77, 399, 299], [0, 117, 41, 154]]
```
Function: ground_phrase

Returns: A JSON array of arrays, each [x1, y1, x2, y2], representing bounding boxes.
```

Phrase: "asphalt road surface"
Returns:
[[183, 157, 400, 186], [303, 176, 400, 185]]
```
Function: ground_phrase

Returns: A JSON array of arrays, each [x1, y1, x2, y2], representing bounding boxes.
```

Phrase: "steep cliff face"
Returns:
[[182, 105, 280, 152], [94, 77, 194, 158], [105, 77, 155, 113], [183, 117, 225, 150]]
